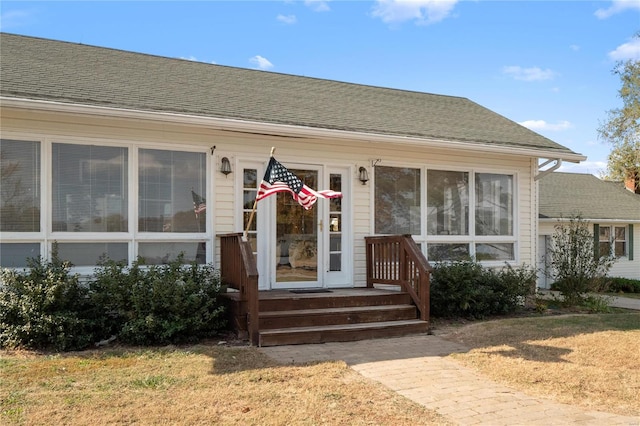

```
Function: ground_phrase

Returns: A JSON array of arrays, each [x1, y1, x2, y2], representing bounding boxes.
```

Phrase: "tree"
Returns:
[[597, 35, 640, 191], [548, 216, 615, 306]]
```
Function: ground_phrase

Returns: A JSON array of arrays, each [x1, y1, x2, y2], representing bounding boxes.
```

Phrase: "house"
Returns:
[[1, 33, 586, 344], [538, 172, 640, 289]]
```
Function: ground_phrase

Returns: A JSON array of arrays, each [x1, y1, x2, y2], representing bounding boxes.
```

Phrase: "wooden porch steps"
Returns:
[[259, 319, 429, 347], [255, 288, 429, 347], [259, 304, 418, 329]]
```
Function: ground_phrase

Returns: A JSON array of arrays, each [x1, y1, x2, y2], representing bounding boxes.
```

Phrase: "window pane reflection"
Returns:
[[138, 149, 206, 233]]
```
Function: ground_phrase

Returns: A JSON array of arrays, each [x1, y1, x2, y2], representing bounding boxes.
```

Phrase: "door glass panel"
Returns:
[[329, 173, 342, 271], [276, 169, 317, 282], [243, 168, 259, 252]]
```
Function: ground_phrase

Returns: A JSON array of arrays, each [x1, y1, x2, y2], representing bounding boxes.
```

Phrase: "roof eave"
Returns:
[[1, 96, 587, 162]]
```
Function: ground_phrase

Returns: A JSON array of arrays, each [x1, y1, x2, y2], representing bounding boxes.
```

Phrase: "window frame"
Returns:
[[598, 224, 630, 258], [0, 134, 212, 272], [373, 163, 518, 265]]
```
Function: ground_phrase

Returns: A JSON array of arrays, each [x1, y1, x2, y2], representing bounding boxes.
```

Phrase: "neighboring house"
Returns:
[[1, 33, 586, 291], [538, 172, 640, 289]]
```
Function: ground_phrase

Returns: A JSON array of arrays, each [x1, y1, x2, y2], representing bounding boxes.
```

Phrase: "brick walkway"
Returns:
[[260, 334, 640, 425]]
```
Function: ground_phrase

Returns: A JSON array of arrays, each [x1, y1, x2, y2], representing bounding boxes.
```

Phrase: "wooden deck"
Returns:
[[219, 233, 432, 347], [221, 287, 430, 347]]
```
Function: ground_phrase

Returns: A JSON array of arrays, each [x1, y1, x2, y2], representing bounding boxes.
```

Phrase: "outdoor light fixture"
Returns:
[[358, 166, 369, 185], [220, 157, 232, 176]]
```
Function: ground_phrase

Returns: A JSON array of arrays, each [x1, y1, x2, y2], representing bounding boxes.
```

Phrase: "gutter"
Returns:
[[1, 97, 588, 163], [534, 158, 563, 181]]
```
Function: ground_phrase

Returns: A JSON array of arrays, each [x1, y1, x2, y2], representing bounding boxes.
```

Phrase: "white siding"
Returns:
[[2, 106, 540, 285], [538, 220, 640, 286]]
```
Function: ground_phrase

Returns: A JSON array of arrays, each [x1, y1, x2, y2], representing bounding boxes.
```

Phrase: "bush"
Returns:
[[430, 260, 536, 319], [89, 255, 226, 346], [606, 277, 640, 293], [0, 250, 95, 351], [1, 251, 227, 351], [547, 216, 615, 306]]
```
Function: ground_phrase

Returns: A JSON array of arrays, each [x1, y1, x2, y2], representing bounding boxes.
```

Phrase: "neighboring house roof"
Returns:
[[1, 33, 581, 158], [539, 172, 640, 221]]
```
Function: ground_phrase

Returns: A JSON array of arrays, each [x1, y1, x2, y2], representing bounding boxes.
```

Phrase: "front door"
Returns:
[[239, 161, 350, 290], [273, 168, 320, 288]]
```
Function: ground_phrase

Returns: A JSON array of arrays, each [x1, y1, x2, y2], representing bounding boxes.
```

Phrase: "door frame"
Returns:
[[237, 159, 352, 290]]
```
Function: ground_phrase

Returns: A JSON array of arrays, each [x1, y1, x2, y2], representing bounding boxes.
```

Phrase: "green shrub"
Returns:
[[547, 216, 615, 306], [430, 260, 535, 319], [90, 255, 226, 346], [1, 250, 227, 351], [606, 277, 640, 293], [0, 250, 95, 351]]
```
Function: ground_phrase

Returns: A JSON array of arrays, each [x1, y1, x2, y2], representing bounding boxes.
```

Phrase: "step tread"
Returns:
[[259, 319, 428, 336], [260, 304, 415, 318]]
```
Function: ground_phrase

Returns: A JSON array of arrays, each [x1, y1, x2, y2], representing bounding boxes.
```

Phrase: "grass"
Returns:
[[3, 312, 639, 424], [442, 312, 640, 417], [0, 343, 449, 426]]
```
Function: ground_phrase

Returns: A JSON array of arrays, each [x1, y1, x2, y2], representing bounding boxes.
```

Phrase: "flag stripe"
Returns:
[[255, 157, 342, 209]]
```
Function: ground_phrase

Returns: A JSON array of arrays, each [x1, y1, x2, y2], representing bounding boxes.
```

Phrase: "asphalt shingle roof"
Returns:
[[1, 33, 579, 156], [539, 172, 640, 221]]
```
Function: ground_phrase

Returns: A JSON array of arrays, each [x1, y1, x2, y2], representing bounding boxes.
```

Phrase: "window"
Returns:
[[599, 225, 628, 257], [52, 143, 128, 232], [475, 173, 513, 236], [376, 167, 515, 263], [599, 226, 611, 256], [0, 243, 40, 267], [1, 138, 211, 269], [57, 242, 127, 266], [427, 170, 468, 236], [427, 243, 469, 261], [374, 166, 421, 235], [1, 139, 40, 232], [138, 149, 206, 233], [138, 242, 206, 265]]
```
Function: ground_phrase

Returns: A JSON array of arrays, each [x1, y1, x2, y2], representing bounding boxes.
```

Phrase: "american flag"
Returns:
[[191, 190, 206, 217], [256, 157, 342, 209]]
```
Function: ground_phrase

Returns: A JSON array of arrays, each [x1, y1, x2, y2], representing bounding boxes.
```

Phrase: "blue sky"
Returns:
[[2, 1, 639, 175]]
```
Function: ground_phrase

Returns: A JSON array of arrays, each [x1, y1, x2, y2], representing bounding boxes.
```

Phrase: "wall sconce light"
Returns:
[[220, 157, 232, 176], [358, 166, 369, 185]]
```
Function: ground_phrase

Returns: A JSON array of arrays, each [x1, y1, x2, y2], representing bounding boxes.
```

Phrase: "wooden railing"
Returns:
[[365, 235, 432, 321], [219, 233, 259, 346]]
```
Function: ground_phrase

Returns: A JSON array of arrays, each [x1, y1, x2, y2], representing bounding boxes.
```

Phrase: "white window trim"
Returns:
[[1, 133, 212, 270], [371, 162, 519, 264]]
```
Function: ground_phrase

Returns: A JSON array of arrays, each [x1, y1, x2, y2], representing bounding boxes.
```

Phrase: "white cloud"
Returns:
[[371, 0, 459, 25], [569, 44, 580, 52], [305, 0, 330, 12], [595, 0, 640, 19], [277, 14, 297, 24], [249, 55, 274, 70], [503, 66, 556, 81], [0, 9, 34, 30], [608, 37, 640, 61], [519, 120, 573, 131]]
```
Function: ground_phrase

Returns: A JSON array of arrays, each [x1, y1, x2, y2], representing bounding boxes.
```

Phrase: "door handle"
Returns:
[[318, 219, 323, 232]]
